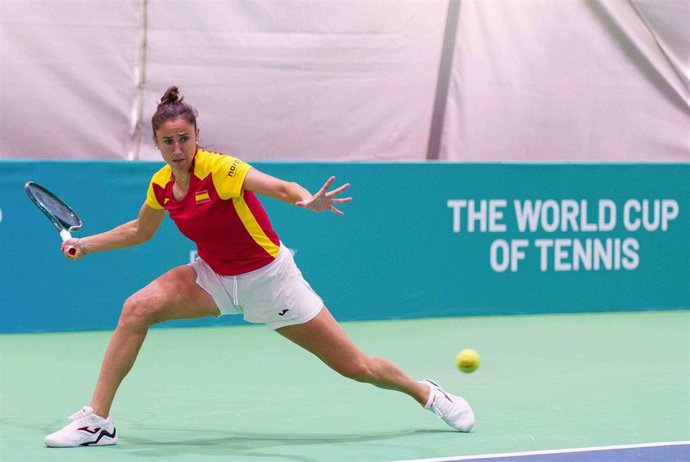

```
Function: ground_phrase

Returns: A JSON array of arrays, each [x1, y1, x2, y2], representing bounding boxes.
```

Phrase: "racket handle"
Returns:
[[59, 229, 77, 256]]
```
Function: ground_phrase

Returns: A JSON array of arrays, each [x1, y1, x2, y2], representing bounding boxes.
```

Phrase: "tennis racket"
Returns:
[[24, 181, 83, 256]]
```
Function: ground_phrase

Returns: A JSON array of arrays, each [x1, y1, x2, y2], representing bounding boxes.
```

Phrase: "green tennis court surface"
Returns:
[[1, 310, 688, 461]]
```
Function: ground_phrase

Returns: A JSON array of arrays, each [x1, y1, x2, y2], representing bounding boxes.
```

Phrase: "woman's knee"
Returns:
[[119, 293, 161, 328]]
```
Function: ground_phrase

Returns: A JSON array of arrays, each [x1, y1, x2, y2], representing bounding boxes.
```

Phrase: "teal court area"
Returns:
[[1, 310, 688, 461]]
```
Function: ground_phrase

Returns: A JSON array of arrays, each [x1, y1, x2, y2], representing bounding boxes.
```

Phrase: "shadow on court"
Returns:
[[119, 428, 454, 460], [124, 428, 452, 447]]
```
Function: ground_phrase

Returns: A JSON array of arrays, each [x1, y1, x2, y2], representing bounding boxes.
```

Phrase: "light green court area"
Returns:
[[1, 310, 688, 462]]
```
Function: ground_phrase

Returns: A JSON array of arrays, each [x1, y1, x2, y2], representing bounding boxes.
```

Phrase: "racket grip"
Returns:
[[59, 229, 77, 256]]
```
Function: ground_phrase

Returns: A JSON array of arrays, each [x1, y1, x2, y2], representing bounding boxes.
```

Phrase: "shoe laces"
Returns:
[[68, 407, 91, 423]]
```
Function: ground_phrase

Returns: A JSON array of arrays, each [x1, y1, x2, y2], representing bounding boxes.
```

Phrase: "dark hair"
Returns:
[[151, 86, 198, 135]]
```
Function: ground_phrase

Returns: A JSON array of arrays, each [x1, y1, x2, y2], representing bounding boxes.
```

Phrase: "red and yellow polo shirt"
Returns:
[[146, 149, 280, 275]]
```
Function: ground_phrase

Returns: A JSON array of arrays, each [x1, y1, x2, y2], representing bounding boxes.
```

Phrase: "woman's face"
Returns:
[[154, 117, 199, 173]]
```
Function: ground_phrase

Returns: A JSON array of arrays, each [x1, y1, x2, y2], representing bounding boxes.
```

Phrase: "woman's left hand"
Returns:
[[296, 176, 352, 215]]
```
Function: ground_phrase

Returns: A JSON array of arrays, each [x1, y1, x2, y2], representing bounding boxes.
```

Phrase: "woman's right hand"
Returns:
[[61, 238, 86, 260], [296, 176, 352, 215]]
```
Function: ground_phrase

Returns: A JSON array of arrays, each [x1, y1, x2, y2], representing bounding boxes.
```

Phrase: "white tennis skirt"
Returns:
[[189, 244, 324, 330]]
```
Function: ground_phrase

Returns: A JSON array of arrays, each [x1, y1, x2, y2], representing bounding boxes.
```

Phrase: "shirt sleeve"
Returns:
[[145, 166, 170, 209], [212, 156, 252, 200], [145, 182, 164, 209]]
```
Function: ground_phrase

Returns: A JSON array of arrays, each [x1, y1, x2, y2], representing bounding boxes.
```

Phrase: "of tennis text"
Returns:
[[447, 199, 680, 272]]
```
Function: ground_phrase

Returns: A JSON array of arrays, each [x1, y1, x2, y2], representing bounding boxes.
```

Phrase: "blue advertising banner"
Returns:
[[0, 161, 688, 333]]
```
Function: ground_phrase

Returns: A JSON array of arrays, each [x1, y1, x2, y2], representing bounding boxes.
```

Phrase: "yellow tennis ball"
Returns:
[[456, 348, 480, 373]]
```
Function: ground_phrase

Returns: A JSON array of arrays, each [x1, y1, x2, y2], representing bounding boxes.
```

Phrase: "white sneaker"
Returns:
[[44, 406, 118, 447], [420, 379, 475, 432]]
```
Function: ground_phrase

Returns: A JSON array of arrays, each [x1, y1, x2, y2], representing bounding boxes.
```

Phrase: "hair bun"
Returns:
[[151, 86, 197, 134], [159, 86, 183, 107]]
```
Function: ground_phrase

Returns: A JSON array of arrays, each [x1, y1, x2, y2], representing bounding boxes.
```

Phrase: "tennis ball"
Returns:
[[456, 348, 480, 373]]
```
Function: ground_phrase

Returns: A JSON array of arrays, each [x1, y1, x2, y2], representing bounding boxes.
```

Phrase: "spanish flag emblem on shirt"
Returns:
[[195, 190, 210, 204]]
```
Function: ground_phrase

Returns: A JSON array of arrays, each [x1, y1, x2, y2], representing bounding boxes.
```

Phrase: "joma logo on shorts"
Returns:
[[278, 309, 289, 316]]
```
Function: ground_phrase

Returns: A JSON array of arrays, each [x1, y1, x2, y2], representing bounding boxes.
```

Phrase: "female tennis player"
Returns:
[[44, 86, 474, 447]]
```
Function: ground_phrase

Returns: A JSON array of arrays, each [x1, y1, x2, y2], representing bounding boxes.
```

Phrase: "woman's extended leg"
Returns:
[[276, 307, 475, 431], [276, 307, 429, 403]]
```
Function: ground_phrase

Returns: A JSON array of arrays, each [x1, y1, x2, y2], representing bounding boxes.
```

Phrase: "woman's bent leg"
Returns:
[[90, 265, 220, 417]]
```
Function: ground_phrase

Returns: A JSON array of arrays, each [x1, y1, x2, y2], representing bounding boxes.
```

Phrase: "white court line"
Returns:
[[393, 441, 690, 462]]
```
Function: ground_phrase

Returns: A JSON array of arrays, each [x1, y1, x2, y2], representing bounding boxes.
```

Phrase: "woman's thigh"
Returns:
[[275, 307, 364, 367], [126, 265, 220, 324]]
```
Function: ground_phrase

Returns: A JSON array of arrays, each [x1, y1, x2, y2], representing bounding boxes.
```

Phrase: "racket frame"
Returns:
[[24, 181, 83, 249]]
